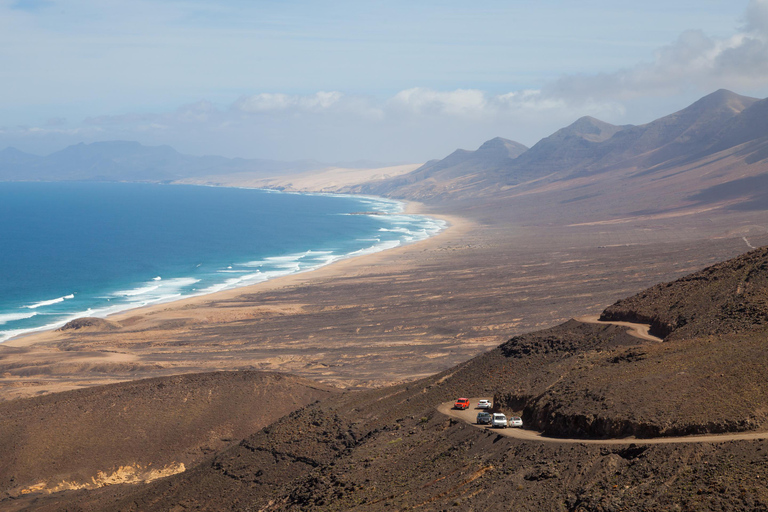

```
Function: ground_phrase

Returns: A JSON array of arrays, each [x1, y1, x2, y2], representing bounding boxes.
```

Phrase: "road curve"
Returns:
[[575, 315, 663, 342], [438, 400, 768, 445]]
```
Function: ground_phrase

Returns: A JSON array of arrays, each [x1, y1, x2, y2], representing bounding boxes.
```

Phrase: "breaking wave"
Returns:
[[0, 188, 445, 343]]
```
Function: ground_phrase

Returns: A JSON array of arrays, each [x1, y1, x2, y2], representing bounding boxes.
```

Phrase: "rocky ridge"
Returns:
[[11, 246, 768, 511]]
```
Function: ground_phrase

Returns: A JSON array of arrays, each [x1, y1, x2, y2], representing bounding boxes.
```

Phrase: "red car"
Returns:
[[454, 398, 470, 410]]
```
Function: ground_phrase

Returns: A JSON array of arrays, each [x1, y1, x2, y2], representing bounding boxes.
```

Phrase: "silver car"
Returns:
[[508, 416, 523, 428]]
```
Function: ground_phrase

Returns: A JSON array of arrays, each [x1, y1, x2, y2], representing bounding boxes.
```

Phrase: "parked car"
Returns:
[[454, 398, 470, 410], [508, 416, 523, 428], [476, 399, 492, 409], [491, 413, 508, 428], [476, 411, 492, 425]]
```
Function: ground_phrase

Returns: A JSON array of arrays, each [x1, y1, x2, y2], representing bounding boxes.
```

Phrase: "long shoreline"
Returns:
[[2, 194, 470, 350], [100, 199, 466, 328], [2, 178, 764, 399]]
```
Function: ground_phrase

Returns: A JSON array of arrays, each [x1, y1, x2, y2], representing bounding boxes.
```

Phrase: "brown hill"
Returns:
[[601, 246, 768, 339], [16, 246, 768, 511], [355, 136, 528, 199], [347, 90, 768, 224], [0, 371, 336, 502]]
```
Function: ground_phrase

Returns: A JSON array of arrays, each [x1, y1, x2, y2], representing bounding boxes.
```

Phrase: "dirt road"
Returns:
[[438, 399, 768, 445], [575, 315, 663, 342]]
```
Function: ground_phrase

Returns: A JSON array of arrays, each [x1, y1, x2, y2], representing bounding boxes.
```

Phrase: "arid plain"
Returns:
[[1, 186, 765, 400], [4, 89, 768, 510], [3, 89, 768, 402]]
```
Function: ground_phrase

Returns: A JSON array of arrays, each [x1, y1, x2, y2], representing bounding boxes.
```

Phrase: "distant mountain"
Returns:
[[0, 141, 323, 182], [347, 89, 768, 218], [0, 147, 40, 168], [508, 116, 627, 176], [348, 137, 528, 198], [495, 88, 759, 180], [707, 95, 768, 159], [417, 137, 529, 177]]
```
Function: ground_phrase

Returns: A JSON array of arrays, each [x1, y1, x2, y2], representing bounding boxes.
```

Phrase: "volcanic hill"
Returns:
[[9, 246, 768, 511], [0, 371, 336, 504]]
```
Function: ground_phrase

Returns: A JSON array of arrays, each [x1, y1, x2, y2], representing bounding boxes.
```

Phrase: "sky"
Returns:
[[2, 0, 768, 164]]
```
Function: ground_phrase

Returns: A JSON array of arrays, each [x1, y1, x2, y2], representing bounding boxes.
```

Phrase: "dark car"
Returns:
[[476, 411, 492, 425]]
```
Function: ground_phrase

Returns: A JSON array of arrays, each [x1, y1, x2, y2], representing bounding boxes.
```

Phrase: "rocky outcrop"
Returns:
[[600, 246, 768, 340], [58, 317, 122, 331], [524, 401, 761, 439]]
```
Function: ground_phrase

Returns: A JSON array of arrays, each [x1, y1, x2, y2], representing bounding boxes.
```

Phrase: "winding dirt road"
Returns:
[[438, 400, 768, 445], [575, 315, 663, 342], [437, 318, 768, 443]]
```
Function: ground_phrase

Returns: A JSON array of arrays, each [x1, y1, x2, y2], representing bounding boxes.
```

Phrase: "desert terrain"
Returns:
[[11, 246, 768, 510], [3, 90, 768, 510], [2, 200, 764, 400]]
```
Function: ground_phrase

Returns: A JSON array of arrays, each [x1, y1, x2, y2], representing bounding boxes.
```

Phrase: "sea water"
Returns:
[[0, 182, 445, 342]]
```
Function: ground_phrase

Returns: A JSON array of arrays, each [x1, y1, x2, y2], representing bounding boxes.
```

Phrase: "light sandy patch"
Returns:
[[175, 163, 422, 193], [576, 315, 662, 342]]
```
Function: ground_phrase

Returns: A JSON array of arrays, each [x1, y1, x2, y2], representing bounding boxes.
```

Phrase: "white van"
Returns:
[[491, 413, 507, 428]]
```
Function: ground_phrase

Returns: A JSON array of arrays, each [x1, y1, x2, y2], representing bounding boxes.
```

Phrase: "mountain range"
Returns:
[[0, 141, 323, 182], [346, 89, 768, 220], [3, 89, 767, 223]]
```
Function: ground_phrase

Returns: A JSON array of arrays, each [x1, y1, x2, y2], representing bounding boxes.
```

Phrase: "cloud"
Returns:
[[0, 86, 625, 162], [389, 88, 488, 117], [45, 117, 67, 127], [743, 0, 768, 36], [233, 91, 344, 113], [4, 1, 768, 162], [543, 1, 768, 104]]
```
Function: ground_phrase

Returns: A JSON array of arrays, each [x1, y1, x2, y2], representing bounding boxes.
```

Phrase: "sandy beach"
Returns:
[[0, 194, 479, 398], [1, 173, 766, 401]]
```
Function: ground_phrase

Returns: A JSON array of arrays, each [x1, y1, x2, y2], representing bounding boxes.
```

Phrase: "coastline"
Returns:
[[4, 176, 760, 400], [0, 188, 452, 347], [0, 188, 486, 401], [2, 196, 471, 351], [103, 201, 467, 326]]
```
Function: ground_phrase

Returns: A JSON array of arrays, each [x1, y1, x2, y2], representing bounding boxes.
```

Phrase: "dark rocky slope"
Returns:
[[16, 246, 768, 511], [601, 246, 768, 339], [0, 371, 336, 502]]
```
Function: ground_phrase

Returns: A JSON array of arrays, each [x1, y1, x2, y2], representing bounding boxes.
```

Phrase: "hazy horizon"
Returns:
[[3, 0, 768, 163]]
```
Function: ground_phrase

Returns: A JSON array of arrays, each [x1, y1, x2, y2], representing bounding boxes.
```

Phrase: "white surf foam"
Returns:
[[1, 192, 446, 344], [0, 311, 38, 326], [114, 284, 161, 297], [24, 294, 75, 309]]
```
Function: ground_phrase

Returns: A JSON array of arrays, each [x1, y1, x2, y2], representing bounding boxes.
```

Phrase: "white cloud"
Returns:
[[743, 0, 768, 36], [233, 91, 344, 113], [4, 1, 768, 162], [0, 86, 626, 161], [543, 1, 768, 104], [389, 88, 488, 117]]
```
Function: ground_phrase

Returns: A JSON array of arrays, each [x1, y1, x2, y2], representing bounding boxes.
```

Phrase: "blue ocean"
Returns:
[[0, 182, 444, 342]]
